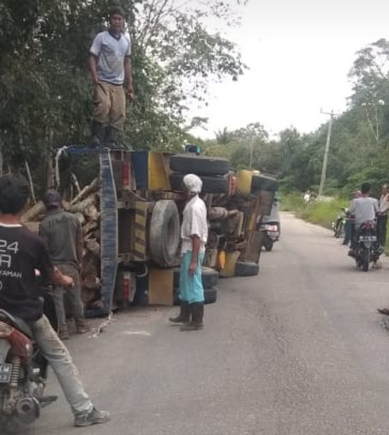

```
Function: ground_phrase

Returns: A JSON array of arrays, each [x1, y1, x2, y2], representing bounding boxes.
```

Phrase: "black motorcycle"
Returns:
[[0, 284, 58, 431], [332, 208, 349, 239], [351, 221, 380, 272]]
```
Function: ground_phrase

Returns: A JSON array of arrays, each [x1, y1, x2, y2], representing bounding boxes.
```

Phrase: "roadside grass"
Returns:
[[281, 194, 348, 229]]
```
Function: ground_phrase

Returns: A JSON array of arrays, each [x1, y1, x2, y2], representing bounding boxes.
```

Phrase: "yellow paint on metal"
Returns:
[[133, 202, 148, 260], [148, 268, 174, 306], [148, 152, 170, 191], [220, 251, 240, 277], [217, 250, 226, 270], [236, 170, 252, 195]]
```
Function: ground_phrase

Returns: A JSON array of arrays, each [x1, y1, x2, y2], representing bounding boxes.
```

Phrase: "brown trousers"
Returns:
[[93, 82, 126, 131]]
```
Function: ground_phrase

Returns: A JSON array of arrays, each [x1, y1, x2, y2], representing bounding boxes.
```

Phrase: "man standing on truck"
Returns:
[[169, 174, 208, 331], [0, 175, 110, 427], [89, 6, 134, 148], [39, 191, 89, 340]]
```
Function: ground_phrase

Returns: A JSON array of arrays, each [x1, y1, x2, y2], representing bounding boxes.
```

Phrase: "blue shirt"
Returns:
[[90, 30, 131, 85]]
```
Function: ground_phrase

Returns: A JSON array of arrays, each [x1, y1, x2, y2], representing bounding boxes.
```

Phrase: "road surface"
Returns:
[[21, 213, 389, 435]]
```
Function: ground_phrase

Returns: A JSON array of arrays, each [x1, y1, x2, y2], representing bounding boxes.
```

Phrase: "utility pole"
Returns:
[[319, 109, 337, 197], [249, 136, 254, 170]]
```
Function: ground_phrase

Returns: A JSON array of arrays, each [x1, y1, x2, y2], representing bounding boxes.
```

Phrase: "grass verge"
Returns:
[[280, 194, 348, 229]]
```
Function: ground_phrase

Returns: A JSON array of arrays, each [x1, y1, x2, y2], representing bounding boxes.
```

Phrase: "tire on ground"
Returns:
[[173, 266, 219, 289], [174, 287, 218, 305], [234, 261, 260, 277], [149, 200, 180, 267], [170, 173, 228, 194], [170, 154, 230, 176]]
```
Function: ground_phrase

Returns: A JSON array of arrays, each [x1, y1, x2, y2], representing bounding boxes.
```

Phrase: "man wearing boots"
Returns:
[[39, 191, 89, 340], [169, 174, 208, 331], [89, 6, 134, 148]]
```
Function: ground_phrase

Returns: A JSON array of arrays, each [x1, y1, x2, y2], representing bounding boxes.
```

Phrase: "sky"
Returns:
[[190, 0, 389, 140]]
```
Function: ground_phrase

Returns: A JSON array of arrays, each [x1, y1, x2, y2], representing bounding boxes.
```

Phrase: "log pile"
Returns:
[[21, 178, 103, 310]]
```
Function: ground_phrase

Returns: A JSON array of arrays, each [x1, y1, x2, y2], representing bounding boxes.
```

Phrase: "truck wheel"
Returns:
[[150, 200, 180, 267], [170, 173, 228, 194], [170, 154, 230, 175], [173, 266, 219, 288], [174, 287, 218, 305], [251, 175, 279, 192], [234, 261, 259, 277]]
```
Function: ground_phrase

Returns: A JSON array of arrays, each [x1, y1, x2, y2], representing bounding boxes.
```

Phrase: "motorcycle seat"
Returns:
[[0, 309, 34, 339]]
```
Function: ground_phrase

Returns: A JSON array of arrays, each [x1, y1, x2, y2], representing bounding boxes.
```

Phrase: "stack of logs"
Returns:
[[21, 178, 103, 309]]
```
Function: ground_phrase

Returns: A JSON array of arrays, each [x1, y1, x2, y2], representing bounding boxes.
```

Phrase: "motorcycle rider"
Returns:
[[342, 190, 361, 246], [0, 175, 110, 427], [348, 182, 378, 254]]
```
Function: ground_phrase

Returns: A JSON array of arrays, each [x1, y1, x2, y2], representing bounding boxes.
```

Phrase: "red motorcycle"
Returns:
[[0, 279, 58, 431]]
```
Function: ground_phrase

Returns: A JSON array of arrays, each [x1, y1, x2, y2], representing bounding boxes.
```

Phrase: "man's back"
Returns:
[[350, 197, 378, 227], [39, 209, 80, 265], [0, 224, 52, 322]]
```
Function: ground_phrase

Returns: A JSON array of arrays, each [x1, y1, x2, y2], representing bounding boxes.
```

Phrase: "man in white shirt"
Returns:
[[169, 174, 208, 331], [377, 184, 389, 248], [89, 6, 134, 148]]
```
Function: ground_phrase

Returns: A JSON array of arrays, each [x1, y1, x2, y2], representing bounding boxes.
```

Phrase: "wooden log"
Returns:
[[83, 220, 99, 237], [83, 274, 101, 290], [70, 178, 99, 205], [70, 173, 81, 195], [86, 239, 100, 257], [93, 229, 101, 240], [81, 288, 100, 304], [21, 201, 45, 223], [68, 194, 97, 214], [84, 204, 99, 220]]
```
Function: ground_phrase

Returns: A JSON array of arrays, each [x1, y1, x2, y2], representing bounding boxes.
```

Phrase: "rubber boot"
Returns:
[[105, 126, 121, 149], [180, 303, 204, 331], [90, 120, 105, 148], [169, 302, 190, 324]]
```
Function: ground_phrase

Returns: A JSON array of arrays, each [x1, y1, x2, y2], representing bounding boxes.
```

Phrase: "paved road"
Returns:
[[21, 213, 389, 435]]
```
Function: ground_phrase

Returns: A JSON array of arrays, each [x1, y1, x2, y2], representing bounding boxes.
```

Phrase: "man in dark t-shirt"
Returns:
[[39, 190, 88, 340], [0, 175, 110, 427]]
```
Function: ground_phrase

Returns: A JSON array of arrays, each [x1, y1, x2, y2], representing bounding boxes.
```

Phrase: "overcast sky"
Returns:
[[190, 0, 389, 139]]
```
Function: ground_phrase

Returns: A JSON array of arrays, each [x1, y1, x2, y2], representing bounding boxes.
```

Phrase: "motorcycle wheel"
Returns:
[[264, 238, 274, 252], [362, 248, 370, 272], [335, 222, 343, 238]]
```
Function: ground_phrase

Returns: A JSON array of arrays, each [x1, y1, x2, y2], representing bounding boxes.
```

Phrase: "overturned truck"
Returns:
[[22, 148, 278, 317]]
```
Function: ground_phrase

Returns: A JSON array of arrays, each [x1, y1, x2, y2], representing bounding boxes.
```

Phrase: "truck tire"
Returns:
[[234, 261, 259, 277], [149, 200, 180, 267], [251, 175, 278, 192], [174, 287, 218, 305], [170, 154, 230, 175], [173, 266, 219, 289], [170, 173, 228, 194]]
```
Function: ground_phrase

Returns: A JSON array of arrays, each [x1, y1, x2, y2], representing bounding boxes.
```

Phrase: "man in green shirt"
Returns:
[[39, 191, 89, 340]]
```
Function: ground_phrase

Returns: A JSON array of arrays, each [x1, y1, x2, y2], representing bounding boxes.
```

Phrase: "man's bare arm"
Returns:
[[52, 267, 73, 287], [88, 55, 100, 85], [124, 57, 133, 94]]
